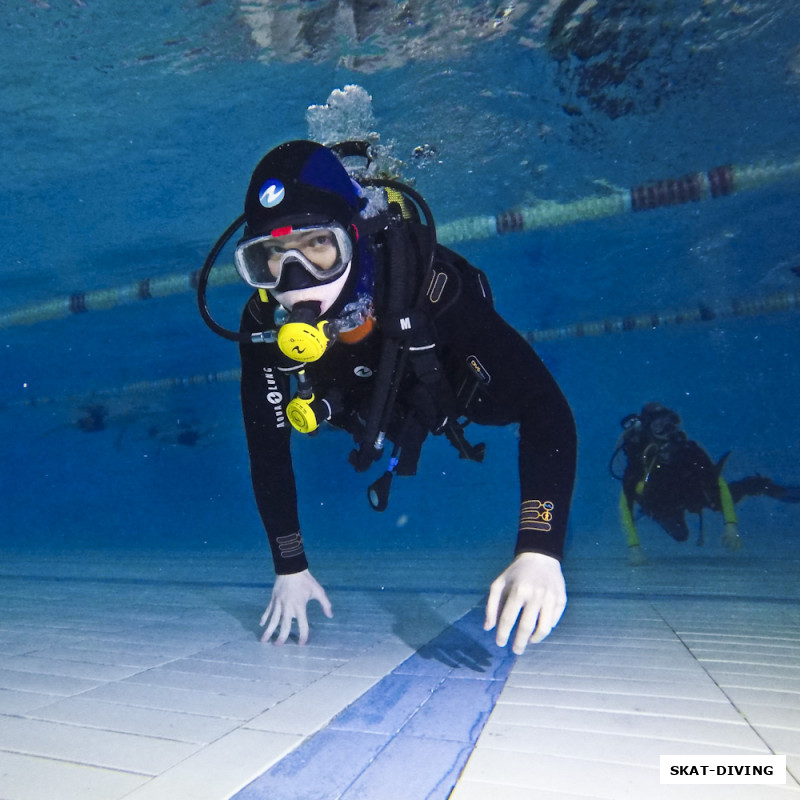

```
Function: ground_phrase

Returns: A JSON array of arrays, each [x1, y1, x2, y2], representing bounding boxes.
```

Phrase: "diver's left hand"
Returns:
[[722, 522, 743, 550], [484, 552, 567, 655]]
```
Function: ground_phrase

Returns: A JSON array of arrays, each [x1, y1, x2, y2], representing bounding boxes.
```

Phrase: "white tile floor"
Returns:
[[0, 546, 797, 800]]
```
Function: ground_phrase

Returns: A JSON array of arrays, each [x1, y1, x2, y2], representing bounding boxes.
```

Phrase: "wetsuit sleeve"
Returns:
[[512, 346, 577, 561], [619, 491, 640, 547], [717, 476, 738, 525], [239, 303, 309, 575], [432, 253, 577, 561]]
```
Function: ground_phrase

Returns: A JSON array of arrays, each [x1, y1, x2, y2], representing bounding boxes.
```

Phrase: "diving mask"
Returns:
[[234, 223, 353, 290]]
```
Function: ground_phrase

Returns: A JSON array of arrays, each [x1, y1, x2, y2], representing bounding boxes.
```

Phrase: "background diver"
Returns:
[[198, 139, 578, 654], [610, 402, 800, 564]]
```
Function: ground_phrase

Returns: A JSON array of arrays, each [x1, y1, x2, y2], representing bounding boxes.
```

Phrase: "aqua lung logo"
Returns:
[[263, 367, 285, 428], [259, 179, 285, 208]]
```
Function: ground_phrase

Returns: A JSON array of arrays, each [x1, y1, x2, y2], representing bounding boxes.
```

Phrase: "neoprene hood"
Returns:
[[243, 140, 365, 235]]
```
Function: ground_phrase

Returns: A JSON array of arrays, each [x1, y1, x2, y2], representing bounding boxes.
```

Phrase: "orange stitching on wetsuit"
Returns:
[[520, 499, 554, 532]]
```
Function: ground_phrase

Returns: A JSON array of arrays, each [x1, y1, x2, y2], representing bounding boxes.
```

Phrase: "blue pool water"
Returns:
[[2, 0, 799, 572]]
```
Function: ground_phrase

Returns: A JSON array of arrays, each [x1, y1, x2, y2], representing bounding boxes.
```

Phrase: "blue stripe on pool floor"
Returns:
[[231, 606, 517, 800]]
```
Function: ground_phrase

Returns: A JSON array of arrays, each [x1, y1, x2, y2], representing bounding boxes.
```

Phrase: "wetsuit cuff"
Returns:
[[515, 499, 564, 561], [514, 544, 563, 562], [269, 530, 309, 575], [274, 554, 310, 575]]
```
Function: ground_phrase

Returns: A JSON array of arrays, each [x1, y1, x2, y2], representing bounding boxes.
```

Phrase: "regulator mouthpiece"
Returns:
[[276, 302, 335, 362]]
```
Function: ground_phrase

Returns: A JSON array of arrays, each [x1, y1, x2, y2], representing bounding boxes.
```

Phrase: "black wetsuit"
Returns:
[[620, 430, 799, 544], [622, 434, 723, 542], [239, 239, 578, 575]]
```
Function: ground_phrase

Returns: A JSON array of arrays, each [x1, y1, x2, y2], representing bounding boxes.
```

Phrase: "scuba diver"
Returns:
[[198, 140, 577, 654], [610, 402, 800, 565]]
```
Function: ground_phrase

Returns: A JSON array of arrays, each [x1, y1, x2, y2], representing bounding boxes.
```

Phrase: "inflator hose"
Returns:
[[349, 223, 411, 471], [348, 178, 438, 470]]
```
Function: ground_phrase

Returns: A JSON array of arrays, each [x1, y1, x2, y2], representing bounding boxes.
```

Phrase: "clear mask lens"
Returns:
[[234, 224, 352, 289]]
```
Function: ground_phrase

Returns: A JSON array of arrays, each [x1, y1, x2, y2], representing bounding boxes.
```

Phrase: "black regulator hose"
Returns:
[[196, 213, 250, 343], [608, 445, 626, 480]]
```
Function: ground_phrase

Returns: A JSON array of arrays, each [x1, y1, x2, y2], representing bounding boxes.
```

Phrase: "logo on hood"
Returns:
[[259, 179, 285, 208]]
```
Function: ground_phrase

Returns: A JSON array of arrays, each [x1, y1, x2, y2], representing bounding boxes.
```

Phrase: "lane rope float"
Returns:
[[1, 156, 798, 331], [5, 288, 798, 413], [526, 287, 800, 343]]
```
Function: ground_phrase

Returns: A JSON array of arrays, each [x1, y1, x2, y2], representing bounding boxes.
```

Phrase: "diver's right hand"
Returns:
[[260, 569, 333, 645]]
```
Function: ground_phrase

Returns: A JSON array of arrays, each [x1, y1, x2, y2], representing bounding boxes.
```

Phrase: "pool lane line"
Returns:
[[230, 606, 516, 800]]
